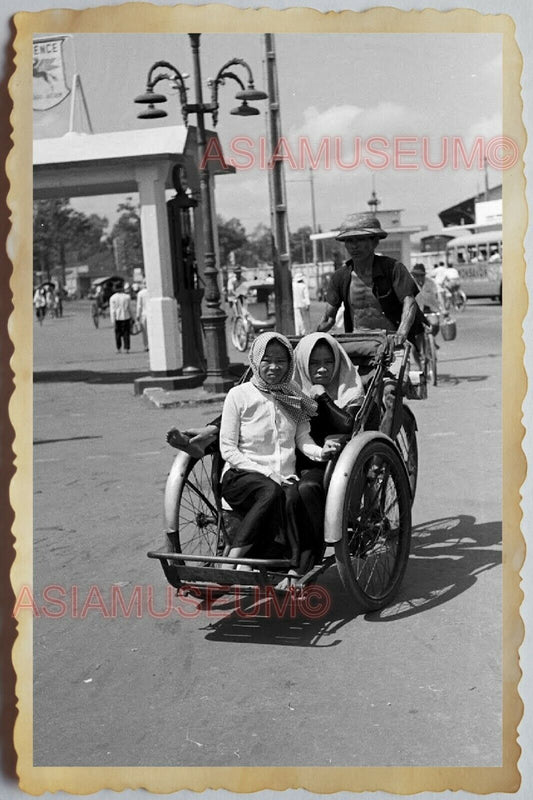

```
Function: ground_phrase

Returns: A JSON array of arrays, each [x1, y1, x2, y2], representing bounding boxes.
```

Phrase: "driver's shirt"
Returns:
[[348, 270, 396, 332]]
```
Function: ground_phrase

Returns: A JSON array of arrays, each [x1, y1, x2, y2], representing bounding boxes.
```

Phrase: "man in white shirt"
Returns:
[[411, 264, 442, 314], [292, 272, 311, 335], [442, 264, 461, 290], [135, 279, 149, 351], [109, 282, 133, 353]]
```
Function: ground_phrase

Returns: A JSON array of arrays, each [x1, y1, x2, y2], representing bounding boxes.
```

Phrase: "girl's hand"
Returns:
[[309, 384, 327, 399], [321, 439, 343, 460], [281, 474, 299, 486]]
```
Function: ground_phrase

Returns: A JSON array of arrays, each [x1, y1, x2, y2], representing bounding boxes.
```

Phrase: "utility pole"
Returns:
[[309, 168, 318, 264], [264, 33, 294, 334]]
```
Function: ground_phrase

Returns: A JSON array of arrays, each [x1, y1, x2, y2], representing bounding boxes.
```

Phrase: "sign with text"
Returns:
[[33, 36, 70, 111]]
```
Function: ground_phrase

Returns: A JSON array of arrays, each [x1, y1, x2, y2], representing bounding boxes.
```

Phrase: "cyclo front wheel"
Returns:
[[394, 405, 418, 501], [329, 433, 412, 612], [91, 302, 100, 328], [164, 451, 226, 558], [231, 316, 249, 352]]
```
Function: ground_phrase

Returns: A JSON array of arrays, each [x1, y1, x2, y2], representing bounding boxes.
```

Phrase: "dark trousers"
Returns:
[[284, 467, 326, 573], [221, 468, 286, 553], [114, 320, 131, 351]]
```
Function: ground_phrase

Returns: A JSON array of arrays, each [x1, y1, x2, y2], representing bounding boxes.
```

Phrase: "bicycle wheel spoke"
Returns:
[[175, 455, 224, 557]]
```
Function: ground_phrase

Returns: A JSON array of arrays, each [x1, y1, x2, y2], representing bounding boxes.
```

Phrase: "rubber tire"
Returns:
[[427, 333, 438, 386], [394, 406, 418, 501], [164, 452, 225, 558], [91, 302, 100, 328], [231, 316, 249, 352], [332, 436, 412, 612]]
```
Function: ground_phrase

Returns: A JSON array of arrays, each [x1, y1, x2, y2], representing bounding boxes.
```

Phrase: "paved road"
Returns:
[[30, 299, 502, 767]]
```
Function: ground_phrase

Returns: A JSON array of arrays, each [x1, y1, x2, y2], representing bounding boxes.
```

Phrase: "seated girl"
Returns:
[[219, 331, 341, 571], [293, 332, 364, 445], [288, 332, 365, 572]]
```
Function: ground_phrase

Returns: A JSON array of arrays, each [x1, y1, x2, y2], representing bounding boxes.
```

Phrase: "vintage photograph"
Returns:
[[7, 4, 525, 795]]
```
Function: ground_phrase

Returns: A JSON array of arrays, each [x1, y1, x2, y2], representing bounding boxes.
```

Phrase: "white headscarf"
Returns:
[[293, 332, 364, 408], [249, 332, 317, 422]]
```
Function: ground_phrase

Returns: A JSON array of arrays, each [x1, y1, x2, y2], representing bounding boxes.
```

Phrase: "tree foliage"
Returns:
[[289, 225, 313, 264], [216, 214, 344, 271], [216, 216, 248, 265], [109, 198, 144, 273], [33, 199, 109, 280]]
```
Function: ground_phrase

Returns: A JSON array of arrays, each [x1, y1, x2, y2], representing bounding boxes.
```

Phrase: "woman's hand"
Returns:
[[309, 384, 328, 399], [281, 474, 299, 486], [321, 439, 343, 460]]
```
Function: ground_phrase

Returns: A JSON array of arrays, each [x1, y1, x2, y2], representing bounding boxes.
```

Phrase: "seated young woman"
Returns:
[[288, 332, 365, 572], [218, 331, 341, 572]]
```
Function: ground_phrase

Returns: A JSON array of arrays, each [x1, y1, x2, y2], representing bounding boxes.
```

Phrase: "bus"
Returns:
[[445, 230, 502, 303]]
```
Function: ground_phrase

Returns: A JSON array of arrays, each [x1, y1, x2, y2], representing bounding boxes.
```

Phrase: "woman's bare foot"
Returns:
[[275, 569, 298, 591], [166, 428, 205, 459]]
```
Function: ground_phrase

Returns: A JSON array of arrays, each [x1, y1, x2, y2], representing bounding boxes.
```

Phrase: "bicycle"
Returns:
[[413, 311, 439, 388], [422, 315, 439, 387], [443, 284, 466, 312]]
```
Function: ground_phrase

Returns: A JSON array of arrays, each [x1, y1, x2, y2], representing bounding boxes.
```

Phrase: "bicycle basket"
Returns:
[[441, 317, 457, 341]]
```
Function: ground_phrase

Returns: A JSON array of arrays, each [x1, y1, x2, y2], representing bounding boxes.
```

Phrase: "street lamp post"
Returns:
[[135, 33, 267, 392]]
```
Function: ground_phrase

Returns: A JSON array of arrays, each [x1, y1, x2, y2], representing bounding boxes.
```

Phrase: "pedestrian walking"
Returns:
[[109, 282, 133, 353], [54, 286, 63, 318], [292, 271, 311, 335], [45, 287, 55, 318], [33, 287, 47, 325], [135, 279, 149, 351]]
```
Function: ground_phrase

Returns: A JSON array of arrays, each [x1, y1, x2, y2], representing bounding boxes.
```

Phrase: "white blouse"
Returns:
[[219, 382, 324, 484]]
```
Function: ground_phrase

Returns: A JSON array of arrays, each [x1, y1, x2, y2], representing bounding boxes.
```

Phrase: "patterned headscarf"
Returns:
[[293, 332, 364, 408], [249, 332, 317, 422]]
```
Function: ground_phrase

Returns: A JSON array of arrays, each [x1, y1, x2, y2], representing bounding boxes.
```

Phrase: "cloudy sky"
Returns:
[[33, 32, 503, 237]]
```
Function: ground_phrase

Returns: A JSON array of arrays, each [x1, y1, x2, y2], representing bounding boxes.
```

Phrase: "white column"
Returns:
[[135, 163, 182, 374]]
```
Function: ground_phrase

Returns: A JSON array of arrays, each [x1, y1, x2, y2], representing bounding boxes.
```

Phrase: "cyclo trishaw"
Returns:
[[229, 279, 276, 352], [148, 330, 421, 613], [89, 275, 125, 328]]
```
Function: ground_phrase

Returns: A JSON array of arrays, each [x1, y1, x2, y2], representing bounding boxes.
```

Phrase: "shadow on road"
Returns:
[[436, 373, 489, 385], [33, 435, 103, 445], [365, 515, 501, 622], [200, 575, 358, 648], [34, 369, 147, 384], [439, 353, 500, 364], [197, 515, 501, 641]]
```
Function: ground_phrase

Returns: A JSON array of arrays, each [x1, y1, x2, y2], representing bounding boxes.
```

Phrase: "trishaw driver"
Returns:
[[317, 212, 425, 345], [317, 212, 426, 437]]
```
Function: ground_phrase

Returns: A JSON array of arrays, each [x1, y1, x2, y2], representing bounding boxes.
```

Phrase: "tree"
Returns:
[[248, 223, 274, 266], [33, 199, 109, 284], [110, 198, 144, 273], [216, 216, 248, 266], [289, 225, 313, 264]]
